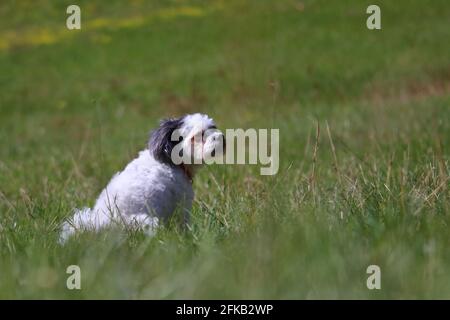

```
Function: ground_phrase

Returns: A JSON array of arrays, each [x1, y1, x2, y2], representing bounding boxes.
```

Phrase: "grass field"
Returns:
[[0, 0, 449, 299]]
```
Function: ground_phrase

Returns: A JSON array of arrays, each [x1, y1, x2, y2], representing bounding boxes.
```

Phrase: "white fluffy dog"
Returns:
[[60, 113, 225, 242]]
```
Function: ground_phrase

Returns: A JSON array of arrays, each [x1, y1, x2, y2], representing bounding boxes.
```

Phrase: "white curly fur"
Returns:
[[60, 113, 223, 243]]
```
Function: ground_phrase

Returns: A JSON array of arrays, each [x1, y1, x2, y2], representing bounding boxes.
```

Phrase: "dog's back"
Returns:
[[60, 150, 193, 242]]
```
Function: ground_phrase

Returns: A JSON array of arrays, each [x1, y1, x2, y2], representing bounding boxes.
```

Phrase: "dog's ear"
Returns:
[[149, 117, 183, 164]]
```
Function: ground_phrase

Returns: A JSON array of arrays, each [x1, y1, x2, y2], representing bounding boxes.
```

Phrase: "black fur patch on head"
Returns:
[[148, 117, 184, 165]]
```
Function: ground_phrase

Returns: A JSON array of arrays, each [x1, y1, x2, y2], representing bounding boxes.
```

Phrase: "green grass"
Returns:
[[0, 0, 449, 299]]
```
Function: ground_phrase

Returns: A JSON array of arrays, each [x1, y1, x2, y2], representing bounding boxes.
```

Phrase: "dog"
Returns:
[[60, 113, 225, 242]]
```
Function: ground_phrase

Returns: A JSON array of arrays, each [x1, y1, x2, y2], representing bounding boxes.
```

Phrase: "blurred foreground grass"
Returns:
[[0, 0, 449, 298]]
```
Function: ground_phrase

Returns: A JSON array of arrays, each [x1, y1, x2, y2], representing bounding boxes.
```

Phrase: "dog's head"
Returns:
[[149, 113, 225, 166]]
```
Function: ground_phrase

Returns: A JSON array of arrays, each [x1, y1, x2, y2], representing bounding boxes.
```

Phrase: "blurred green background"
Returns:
[[0, 0, 449, 299]]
